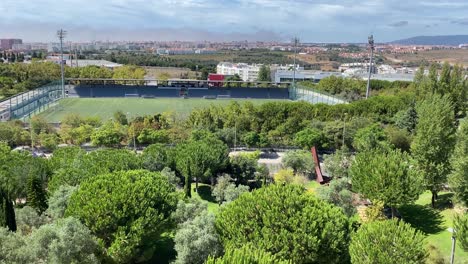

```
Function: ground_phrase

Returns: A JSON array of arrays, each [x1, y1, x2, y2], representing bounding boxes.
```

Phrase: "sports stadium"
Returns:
[[0, 78, 346, 122]]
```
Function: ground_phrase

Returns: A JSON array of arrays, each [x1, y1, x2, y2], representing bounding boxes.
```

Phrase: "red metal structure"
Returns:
[[311, 146, 325, 184]]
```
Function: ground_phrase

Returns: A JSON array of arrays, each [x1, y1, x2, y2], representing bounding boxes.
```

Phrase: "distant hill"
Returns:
[[390, 35, 468, 46]]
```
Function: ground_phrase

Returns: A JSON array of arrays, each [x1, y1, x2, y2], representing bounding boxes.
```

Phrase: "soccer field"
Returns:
[[38, 98, 286, 122]]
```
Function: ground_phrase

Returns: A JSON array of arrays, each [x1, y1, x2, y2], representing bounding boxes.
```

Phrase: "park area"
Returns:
[[38, 98, 284, 122]]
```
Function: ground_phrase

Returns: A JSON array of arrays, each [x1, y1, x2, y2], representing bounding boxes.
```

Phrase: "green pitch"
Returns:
[[38, 98, 286, 122]]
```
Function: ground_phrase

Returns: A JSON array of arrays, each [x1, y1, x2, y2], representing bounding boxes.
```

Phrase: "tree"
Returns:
[[66, 170, 179, 263], [411, 95, 456, 207], [48, 149, 141, 193], [224, 184, 249, 203], [323, 146, 353, 179], [26, 175, 48, 214], [349, 220, 427, 264], [141, 144, 172, 172], [394, 101, 418, 133], [428, 63, 439, 95], [174, 211, 223, 264], [317, 178, 355, 217], [212, 175, 233, 204], [229, 154, 259, 185], [38, 132, 58, 151], [454, 213, 468, 251], [0, 227, 26, 263], [0, 188, 16, 231], [242, 131, 260, 147], [90, 121, 126, 147], [384, 125, 412, 152], [0, 144, 50, 202], [137, 128, 169, 144], [15, 206, 47, 235], [258, 65, 271, 82], [23, 217, 99, 264], [294, 128, 324, 150], [449, 119, 468, 206], [273, 168, 295, 184], [46, 185, 77, 220], [350, 149, 422, 218], [113, 110, 128, 125], [282, 150, 314, 176], [172, 199, 208, 225], [216, 184, 351, 263], [176, 137, 228, 193], [212, 175, 249, 204], [352, 123, 388, 151], [112, 65, 145, 80], [206, 244, 291, 264]]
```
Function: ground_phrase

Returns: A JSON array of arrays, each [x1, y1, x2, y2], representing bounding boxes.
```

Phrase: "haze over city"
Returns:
[[2, 0, 468, 42]]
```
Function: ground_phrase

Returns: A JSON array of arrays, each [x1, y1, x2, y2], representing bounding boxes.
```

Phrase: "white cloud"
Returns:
[[0, 0, 467, 42]]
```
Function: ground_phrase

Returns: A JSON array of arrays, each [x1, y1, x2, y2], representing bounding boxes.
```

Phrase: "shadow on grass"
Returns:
[[196, 185, 217, 203], [399, 204, 445, 235], [434, 193, 454, 211], [145, 235, 176, 264]]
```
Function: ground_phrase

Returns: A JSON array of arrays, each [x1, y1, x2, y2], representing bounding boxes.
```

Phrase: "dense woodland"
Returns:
[[0, 60, 467, 263]]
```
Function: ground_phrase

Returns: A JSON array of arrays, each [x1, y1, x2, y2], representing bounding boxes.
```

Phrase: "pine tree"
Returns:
[[0, 189, 16, 231], [27, 176, 48, 214]]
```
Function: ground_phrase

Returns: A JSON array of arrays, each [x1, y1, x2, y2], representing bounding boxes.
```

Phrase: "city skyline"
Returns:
[[1, 0, 468, 42]]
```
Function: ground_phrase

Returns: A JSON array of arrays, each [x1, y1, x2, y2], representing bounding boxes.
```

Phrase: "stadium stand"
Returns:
[[70, 85, 290, 99]]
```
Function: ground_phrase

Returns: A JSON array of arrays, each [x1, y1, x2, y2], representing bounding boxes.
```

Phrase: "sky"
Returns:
[[1, 0, 468, 43]]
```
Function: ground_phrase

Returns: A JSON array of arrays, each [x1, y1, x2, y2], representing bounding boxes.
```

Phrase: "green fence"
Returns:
[[0, 81, 62, 121], [289, 85, 347, 105]]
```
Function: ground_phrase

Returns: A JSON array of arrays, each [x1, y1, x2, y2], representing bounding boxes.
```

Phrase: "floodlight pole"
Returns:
[[293, 37, 299, 85], [366, 35, 375, 99], [292, 37, 299, 99], [57, 29, 67, 99]]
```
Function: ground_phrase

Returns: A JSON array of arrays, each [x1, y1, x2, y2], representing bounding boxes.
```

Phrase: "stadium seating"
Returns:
[[70, 85, 289, 99]]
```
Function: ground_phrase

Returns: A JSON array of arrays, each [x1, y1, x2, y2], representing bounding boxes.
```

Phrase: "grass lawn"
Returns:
[[399, 191, 467, 263], [37, 98, 284, 122], [191, 183, 219, 213]]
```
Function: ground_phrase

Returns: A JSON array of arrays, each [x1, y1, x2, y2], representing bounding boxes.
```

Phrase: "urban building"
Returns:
[[0, 39, 22, 50], [273, 69, 342, 83], [216, 62, 263, 82]]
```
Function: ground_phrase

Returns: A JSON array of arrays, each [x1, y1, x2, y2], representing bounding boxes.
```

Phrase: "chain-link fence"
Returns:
[[290, 85, 347, 105], [0, 81, 62, 121]]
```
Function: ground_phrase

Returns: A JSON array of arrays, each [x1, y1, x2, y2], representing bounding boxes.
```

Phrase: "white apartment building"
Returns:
[[216, 62, 262, 82]]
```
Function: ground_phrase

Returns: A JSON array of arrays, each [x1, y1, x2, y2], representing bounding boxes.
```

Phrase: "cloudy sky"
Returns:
[[1, 0, 468, 42]]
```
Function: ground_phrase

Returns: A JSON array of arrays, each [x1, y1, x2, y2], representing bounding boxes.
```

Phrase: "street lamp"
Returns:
[[447, 227, 456, 264], [292, 37, 300, 99], [57, 29, 67, 99]]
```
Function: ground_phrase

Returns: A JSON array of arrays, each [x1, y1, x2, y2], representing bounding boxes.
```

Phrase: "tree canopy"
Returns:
[[215, 184, 351, 263], [411, 95, 456, 207], [349, 220, 427, 264], [350, 148, 422, 217], [449, 119, 468, 206], [66, 170, 180, 263]]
